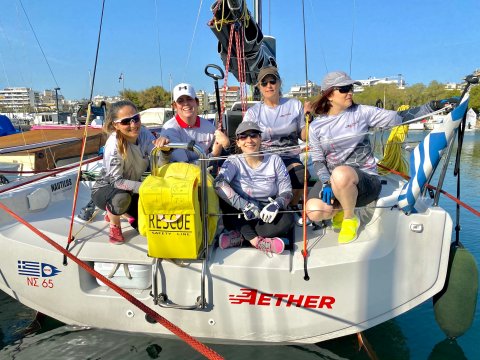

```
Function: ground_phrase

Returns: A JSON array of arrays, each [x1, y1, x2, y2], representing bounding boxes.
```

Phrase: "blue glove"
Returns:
[[260, 197, 280, 223], [321, 182, 334, 204], [242, 202, 260, 221]]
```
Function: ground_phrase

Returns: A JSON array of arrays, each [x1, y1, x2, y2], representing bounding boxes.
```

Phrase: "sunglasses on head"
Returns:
[[334, 85, 354, 94], [237, 132, 261, 140], [114, 113, 141, 125], [260, 78, 277, 87]]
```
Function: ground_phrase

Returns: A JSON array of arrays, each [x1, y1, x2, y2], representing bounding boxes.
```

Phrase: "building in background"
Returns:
[[208, 86, 239, 112], [354, 75, 406, 92], [196, 90, 209, 112], [285, 81, 321, 99], [0, 87, 36, 111]]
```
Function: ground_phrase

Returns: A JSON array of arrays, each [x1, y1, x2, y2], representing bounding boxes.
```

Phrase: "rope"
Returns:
[[0, 203, 224, 360], [302, 113, 311, 281], [377, 163, 480, 217], [219, 24, 235, 123], [377, 116, 409, 176], [65, 0, 106, 252]]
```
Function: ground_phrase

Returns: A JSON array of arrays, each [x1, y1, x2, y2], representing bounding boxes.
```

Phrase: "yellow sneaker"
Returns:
[[338, 216, 360, 244], [332, 210, 344, 230]]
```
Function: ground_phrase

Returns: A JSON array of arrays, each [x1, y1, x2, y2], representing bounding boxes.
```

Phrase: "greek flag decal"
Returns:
[[17, 260, 62, 277]]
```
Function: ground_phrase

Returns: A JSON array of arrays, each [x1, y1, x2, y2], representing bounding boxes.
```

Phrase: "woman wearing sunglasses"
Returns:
[[92, 100, 168, 245], [243, 66, 307, 212], [155, 83, 229, 163], [306, 71, 446, 244], [213, 121, 294, 255]]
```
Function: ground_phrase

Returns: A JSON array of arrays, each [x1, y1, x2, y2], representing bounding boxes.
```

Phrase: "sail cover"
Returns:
[[209, 0, 276, 85], [397, 94, 469, 214]]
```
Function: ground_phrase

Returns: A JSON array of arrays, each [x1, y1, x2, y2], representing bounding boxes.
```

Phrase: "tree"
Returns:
[[469, 85, 480, 113], [119, 86, 171, 111], [138, 86, 171, 110]]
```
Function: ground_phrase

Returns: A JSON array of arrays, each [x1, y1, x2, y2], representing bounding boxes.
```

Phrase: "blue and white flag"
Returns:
[[398, 94, 469, 214]]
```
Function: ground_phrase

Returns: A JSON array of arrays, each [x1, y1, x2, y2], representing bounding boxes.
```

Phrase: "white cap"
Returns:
[[173, 83, 196, 102]]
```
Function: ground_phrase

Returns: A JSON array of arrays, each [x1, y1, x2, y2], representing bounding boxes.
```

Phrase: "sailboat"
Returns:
[[0, 0, 477, 351]]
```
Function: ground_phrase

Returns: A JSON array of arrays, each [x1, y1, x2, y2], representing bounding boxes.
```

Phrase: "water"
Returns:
[[1, 132, 479, 359]]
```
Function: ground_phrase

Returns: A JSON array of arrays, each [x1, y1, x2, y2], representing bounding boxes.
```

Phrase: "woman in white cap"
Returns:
[[155, 83, 229, 162], [214, 121, 294, 255], [243, 66, 307, 210], [306, 71, 449, 244]]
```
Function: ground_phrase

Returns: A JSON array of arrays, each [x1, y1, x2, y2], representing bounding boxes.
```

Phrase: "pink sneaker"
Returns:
[[255, 237, 285, 255], [219, 230, 243, 249], [109, 224, 125, 245]]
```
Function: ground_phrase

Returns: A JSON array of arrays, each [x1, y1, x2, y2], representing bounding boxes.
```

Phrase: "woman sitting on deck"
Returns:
[[306, 71, 453, 244], [91, 100, 168, 245], [214, 121, 294, 255]]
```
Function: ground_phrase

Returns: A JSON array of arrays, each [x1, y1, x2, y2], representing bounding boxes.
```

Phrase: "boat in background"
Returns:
[[430, 108, 477, 132], [0, 127, 105, 177], [408, 117, 433, 130]]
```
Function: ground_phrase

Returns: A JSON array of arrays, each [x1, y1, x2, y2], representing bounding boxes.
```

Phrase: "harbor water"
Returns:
[[0, 132, 479, 359]]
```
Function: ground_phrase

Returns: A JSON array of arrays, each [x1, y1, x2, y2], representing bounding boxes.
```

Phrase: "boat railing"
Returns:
[[150, 142, 210, 310]]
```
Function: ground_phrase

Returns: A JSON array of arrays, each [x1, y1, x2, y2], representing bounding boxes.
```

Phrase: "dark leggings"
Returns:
[[220, 200, 294, 241], [92, 185, 139, 218], [283, 157, 309, 190]]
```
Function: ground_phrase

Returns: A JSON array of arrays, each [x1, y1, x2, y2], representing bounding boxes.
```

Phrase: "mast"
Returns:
[[254, 0, 262, 30]]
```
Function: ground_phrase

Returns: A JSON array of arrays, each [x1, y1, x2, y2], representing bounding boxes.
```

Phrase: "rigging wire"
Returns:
[[65, 0, 107, 256], [301, 0, 309, 98], [17, 0, 60, 88], [88, 0, 106, 102], [349, 0, 356, 75], [154, 0, 164, 88], [184, 0, 204, 81]]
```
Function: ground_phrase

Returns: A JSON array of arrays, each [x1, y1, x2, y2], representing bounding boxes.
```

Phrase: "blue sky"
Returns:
[[1, 0, 479, 100]]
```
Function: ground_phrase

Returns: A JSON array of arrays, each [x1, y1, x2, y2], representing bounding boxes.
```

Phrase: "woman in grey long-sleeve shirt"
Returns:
[[92, 100, 167, 244], [214, 121, 293, 255], [306, 71, 443, 244]]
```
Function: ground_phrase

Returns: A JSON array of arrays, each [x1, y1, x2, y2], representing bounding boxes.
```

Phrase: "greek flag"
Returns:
[[398, 94, 469, 214]]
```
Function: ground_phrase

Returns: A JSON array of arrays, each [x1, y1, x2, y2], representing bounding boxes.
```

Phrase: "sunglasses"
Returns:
[[237, 132, 261, 140], [334, 85, 354, 94], [114, 114, 141, 125], [260, 78, 277, 87]]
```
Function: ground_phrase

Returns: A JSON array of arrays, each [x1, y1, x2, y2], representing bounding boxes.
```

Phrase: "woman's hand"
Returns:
[[211, 130, 230, 156], [214, 130, 230, 148], [153, 136, 170, 150], [304, 101, 313, 114]]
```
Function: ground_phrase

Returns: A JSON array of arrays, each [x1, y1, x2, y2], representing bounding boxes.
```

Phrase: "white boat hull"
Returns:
[[0, 164, 452, 344]]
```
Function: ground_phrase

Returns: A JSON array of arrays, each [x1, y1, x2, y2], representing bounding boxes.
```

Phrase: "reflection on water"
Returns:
[[428, 338, 467, 360], [1, 133, 479, 359]]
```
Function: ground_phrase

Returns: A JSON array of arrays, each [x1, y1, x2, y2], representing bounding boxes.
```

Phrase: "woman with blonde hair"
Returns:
[[92, 100, 166, 244]]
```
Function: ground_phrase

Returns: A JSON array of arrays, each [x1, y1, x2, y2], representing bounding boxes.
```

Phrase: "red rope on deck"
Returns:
[[377, 163, 480, 217], [0, 203, 224, 360]]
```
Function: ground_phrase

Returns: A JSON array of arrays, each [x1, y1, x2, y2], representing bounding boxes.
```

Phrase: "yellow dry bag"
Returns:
[[138, 162, 219, 259]]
